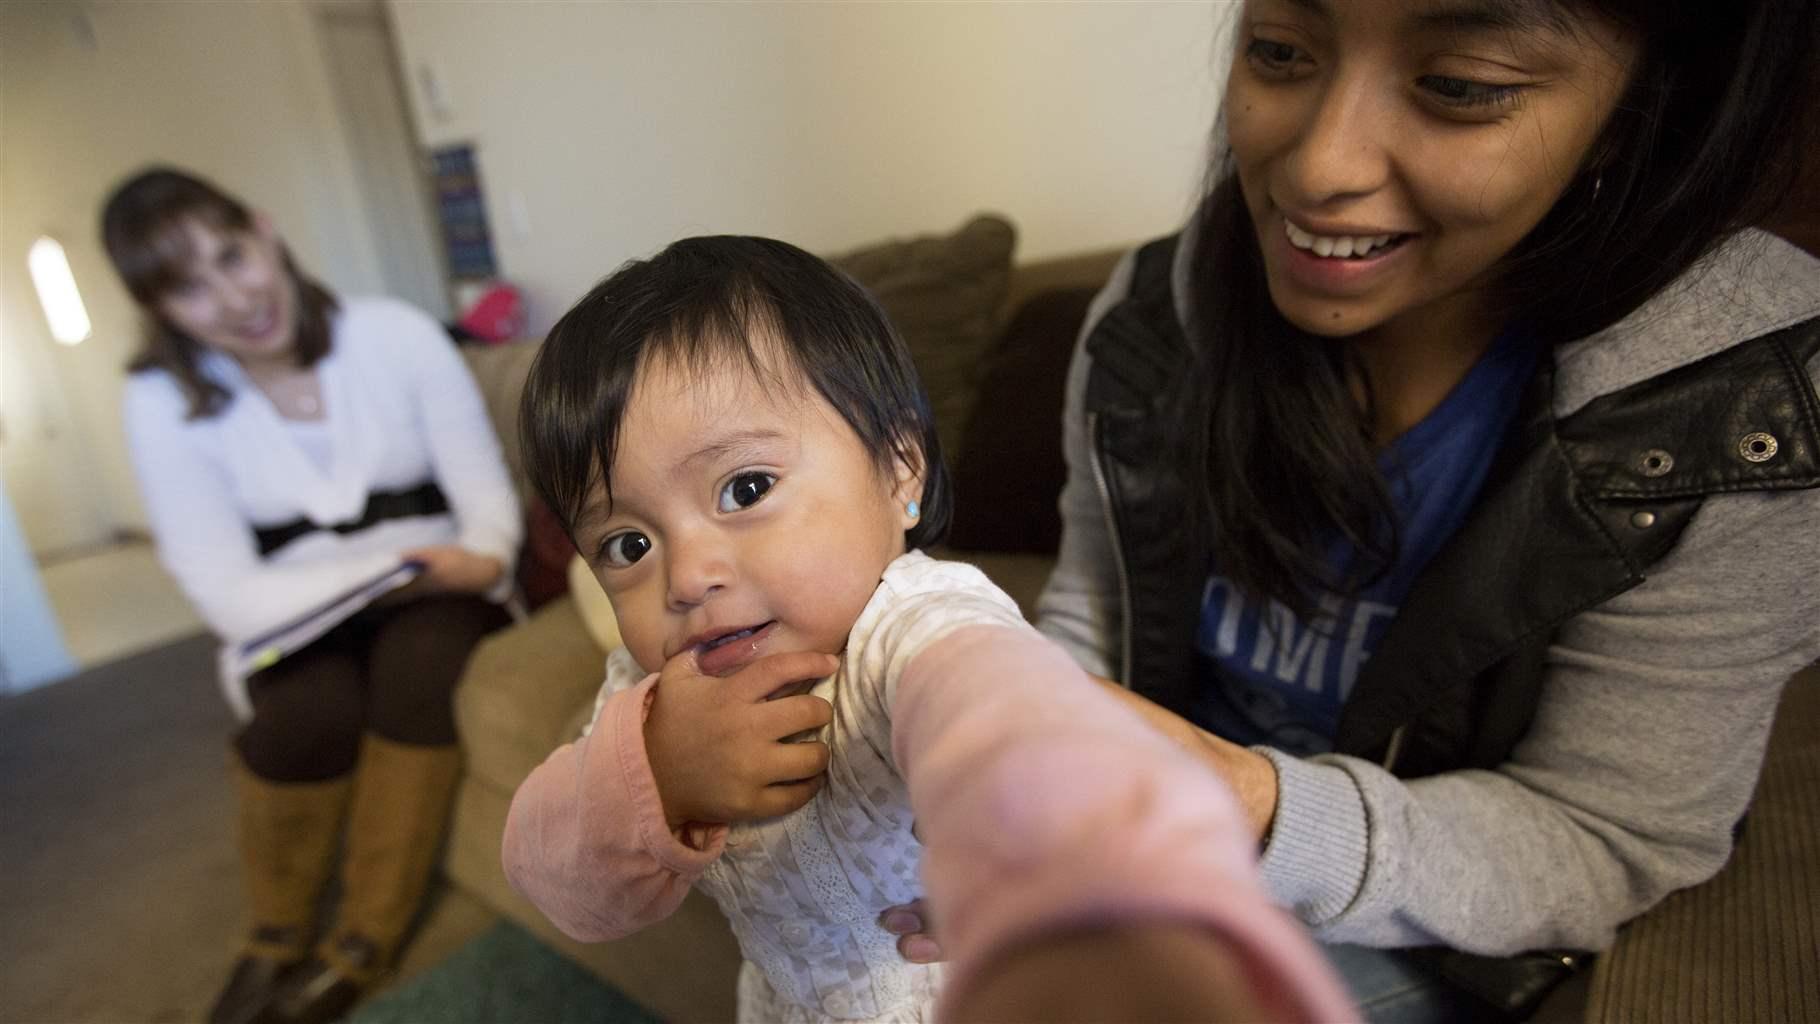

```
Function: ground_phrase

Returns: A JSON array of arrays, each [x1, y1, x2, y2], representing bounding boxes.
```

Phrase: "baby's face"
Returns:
[[575, 333, 921, 677]]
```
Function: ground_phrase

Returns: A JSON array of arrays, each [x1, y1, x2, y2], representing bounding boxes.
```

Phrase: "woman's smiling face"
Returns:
[[1225, 0, 1637, 340], [152, 214, 298, 365]]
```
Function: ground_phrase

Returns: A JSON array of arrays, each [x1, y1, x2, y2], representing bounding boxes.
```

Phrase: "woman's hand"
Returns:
[[1085, 674, 1279, 841], [400, 544, 504, 595], [645, 650, 838, 829], [1191, 730, 1280, 842]]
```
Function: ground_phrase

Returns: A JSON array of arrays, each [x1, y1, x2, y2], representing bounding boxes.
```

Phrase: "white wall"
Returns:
[[0, 0, 388, 544], [1, 0, 1235, 549], [388, 1, 1232, 333]]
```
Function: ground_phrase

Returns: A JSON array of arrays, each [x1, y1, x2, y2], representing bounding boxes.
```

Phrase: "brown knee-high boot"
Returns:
[[268, 735, 460, 1024], [234, 756, 352, 954], [208, 757, 350, 1024], [332, 734, 462, 968]]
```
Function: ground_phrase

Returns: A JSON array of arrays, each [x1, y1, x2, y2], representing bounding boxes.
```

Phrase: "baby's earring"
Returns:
[[906, 500, 920, 520]]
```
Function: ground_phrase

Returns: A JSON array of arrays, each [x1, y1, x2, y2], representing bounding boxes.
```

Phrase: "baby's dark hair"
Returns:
[[521, 235, 952, 551]]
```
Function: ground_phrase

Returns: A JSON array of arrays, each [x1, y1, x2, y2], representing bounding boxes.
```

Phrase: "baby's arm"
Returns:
[[501, 673, 720, 942], [502, 648, 837, 942], [891, 625, 1357, 1023]]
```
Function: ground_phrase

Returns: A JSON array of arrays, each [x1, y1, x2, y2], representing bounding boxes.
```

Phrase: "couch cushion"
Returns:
[[947, 286, 1100, 554], [459, 340, 543, 499], [830, 215, 1016, 463], [459, 341, 576, 609]]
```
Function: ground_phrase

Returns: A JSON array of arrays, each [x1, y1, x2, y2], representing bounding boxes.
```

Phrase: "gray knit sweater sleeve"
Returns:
[[1261, 476, 1820, 953]]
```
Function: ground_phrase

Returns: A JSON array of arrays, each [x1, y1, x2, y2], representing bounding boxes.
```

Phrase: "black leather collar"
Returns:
[[1336, 318, 1820, 768]]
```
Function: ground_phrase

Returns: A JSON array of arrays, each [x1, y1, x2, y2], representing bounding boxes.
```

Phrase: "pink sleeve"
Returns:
[[891, 625, 1358, 1023], [501, 673, 728, 942]]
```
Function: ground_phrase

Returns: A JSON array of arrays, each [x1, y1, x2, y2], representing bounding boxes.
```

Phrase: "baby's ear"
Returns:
[[888, 434, 926, 519]]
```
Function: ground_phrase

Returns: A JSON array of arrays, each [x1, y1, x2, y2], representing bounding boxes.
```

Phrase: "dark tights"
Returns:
[[236, 595, 507, 782]]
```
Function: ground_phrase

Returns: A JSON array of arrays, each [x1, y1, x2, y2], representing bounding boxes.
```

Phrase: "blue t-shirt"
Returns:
[[1192, 330, 1538, 754]]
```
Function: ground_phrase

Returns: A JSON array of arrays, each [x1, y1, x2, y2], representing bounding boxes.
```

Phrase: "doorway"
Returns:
[[314, 2, 450, 320]]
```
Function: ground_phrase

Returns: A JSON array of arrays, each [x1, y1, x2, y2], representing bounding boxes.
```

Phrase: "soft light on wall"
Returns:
[[28, 236, 92, 345]]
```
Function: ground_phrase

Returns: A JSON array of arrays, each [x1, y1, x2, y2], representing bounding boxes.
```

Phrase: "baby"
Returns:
[[502, 236, 1355, 1023]]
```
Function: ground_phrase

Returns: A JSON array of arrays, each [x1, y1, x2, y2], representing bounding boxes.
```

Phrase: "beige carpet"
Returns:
[[0, 634, 495, 1024], [38, 541, 206, 672]]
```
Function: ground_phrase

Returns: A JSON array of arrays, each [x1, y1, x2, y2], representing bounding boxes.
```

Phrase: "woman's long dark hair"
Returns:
[[101, 168, 338, 420], [1178, 0, 1817, 614]]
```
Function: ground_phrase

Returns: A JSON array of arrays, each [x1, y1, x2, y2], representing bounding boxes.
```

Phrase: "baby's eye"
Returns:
[[599, 531, 652, 568], [718, 472, 776, 513]]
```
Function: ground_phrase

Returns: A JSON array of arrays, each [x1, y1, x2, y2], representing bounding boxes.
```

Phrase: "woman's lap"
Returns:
[[238, 595, 505, 779]]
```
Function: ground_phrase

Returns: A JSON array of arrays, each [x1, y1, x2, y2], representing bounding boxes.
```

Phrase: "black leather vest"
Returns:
[[1084, 235, 1820, 778]]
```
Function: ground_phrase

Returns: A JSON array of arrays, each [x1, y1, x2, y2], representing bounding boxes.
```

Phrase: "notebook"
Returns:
[[234, 560, 425, 675]]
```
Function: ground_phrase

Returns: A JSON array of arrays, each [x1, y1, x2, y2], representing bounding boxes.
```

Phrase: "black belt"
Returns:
[[253, 481, 450, 556]]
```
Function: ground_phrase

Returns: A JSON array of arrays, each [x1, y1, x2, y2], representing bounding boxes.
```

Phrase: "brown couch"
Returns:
[[452, 218, 1122, 1021]]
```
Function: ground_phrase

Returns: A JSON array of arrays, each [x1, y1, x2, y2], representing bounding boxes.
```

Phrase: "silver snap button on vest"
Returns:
[[1637, 449, 1674, 477], [1630, 511, 1657, 529], [1739, 432, 1778, 463]]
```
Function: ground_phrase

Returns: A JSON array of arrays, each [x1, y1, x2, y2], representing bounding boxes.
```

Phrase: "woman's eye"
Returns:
[[1245, 37, 1309, 77], [718, 472, 776, 513], [1418, 75, 1522, 111], [600, 531, 651, 568]]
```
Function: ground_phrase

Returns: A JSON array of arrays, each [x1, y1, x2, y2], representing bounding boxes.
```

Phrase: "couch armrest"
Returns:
[[456, 595, 607, 795]]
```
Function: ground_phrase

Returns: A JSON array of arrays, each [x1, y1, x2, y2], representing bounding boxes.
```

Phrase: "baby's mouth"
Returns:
[[695, 621, 779, 677], [701, 622, 773, 652]]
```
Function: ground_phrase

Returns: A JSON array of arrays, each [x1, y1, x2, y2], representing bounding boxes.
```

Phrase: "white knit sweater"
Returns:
[[122, 296, 520, 716]]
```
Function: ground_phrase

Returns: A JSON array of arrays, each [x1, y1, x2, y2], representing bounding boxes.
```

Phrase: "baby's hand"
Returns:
[[645, 649, 838, 829]]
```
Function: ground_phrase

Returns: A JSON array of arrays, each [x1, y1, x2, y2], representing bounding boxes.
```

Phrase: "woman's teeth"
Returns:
[[1284, 220, 1404, 259], [241, 307, 276, 337]]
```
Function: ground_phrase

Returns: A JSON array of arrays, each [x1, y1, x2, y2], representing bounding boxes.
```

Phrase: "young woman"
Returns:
[[886, 0, 1819, 1019], [103, 168, 521, 1024]]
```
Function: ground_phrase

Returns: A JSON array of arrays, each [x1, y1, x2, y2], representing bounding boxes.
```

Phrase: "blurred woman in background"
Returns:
[[103, 168, 520, 1024]]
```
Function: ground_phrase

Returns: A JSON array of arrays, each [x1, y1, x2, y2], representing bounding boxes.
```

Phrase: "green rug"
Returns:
[[350, 922, 660, 1024]]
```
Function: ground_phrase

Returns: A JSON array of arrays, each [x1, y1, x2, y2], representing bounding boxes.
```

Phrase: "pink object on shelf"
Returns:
[[459, 284, 526, 343]]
